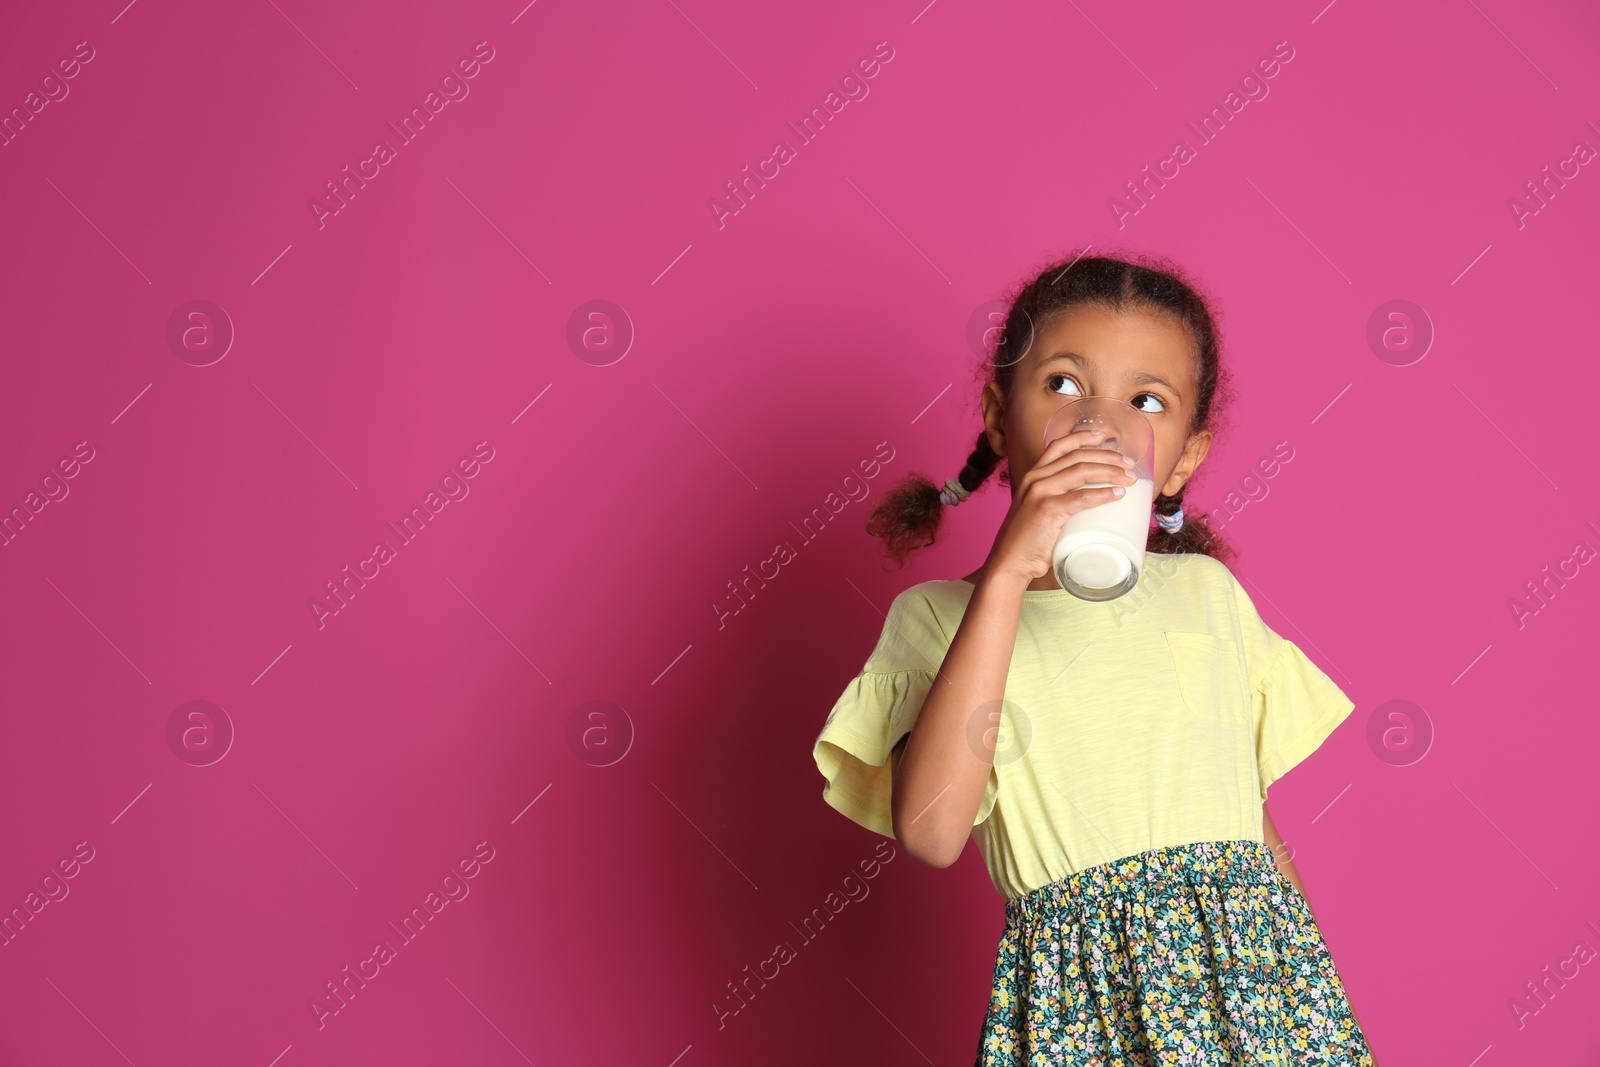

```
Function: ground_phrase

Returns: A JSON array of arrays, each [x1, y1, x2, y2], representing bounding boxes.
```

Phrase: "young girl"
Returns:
[[812, 253, 1378, 1066]]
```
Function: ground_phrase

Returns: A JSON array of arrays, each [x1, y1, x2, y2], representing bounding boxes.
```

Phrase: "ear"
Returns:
[[1160, 429, 1212, 496], [980, 381, 1008, 458]]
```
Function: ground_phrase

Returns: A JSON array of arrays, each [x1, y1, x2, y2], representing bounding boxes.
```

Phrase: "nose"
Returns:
[[1075, 416, 1115, 449]]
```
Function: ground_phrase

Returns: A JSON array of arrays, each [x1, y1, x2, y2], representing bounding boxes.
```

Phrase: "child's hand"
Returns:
[[980, 427, 1138, 584]]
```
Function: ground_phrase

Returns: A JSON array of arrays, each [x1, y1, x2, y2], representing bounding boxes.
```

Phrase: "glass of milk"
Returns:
[[1041, 397, 1156, 601]]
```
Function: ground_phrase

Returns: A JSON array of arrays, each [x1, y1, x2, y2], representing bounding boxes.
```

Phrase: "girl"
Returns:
[[812, 253, 1378, 1066]]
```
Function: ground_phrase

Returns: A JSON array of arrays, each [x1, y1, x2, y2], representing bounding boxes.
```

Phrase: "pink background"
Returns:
[[2, 0, 1597, 1063]]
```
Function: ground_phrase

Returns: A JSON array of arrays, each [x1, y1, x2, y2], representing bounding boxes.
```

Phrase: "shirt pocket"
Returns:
[[1164, 630, 1248, 727]]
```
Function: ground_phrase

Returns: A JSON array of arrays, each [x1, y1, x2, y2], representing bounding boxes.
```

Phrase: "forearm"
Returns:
[[1262, 801, 1313, 916], [1263, 802, 1379, 1066], [1270, 844, 1313, 916], [891, 569, 1027, 866]]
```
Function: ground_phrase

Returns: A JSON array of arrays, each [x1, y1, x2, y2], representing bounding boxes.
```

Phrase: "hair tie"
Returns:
[[939, 478, 971, 507], [1154, 505, 1184, 532]]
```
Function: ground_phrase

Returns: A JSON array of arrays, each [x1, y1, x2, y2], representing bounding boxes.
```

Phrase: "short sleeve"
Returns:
[[811, 587, 999, 838], [1228, 571, 1356, 802]]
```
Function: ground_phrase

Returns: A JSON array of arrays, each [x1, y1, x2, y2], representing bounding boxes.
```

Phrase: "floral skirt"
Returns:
[[975, 840, 1375, 1066]]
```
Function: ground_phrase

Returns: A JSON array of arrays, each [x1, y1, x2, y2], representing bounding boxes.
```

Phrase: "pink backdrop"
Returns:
[[2, 0, 1597, 1063]]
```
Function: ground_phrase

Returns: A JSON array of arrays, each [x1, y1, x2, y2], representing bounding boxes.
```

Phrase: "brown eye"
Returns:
[[1131, 392, 1166, 413], [1047, 374, 1083, 397]]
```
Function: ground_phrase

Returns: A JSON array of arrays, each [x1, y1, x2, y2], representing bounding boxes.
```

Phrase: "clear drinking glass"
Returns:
[[1040, 396, 1157, 601]]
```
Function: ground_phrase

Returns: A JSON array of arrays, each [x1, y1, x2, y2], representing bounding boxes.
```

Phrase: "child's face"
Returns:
[[980, 303, 1212, 500]]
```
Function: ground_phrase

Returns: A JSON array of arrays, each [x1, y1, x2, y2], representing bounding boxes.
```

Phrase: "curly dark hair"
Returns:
[[867, 249, 1236, 568]]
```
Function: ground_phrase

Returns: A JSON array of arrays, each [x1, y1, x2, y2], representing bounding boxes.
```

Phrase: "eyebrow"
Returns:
[[1039, 351, 1183, 400]]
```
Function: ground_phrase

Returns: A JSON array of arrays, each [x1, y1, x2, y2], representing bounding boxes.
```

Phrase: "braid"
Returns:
[[956, 429, 1004, 493], [1146, 485, 1233, 564], [866, 430, 1002, 567]]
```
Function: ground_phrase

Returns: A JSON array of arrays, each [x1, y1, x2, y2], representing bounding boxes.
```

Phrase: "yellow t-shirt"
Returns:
[[811, 552, 1355, 901]]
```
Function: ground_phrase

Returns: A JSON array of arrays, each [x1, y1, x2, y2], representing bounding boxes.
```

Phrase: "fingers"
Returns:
[[1035, 426, 1110, 468], [1023, 461, 1137, 512], [1033, 464, 1137, 495], [1022, 448, 1135, 490], [1023, 428, 1130, 485], [1037, 479, 1130, 518]]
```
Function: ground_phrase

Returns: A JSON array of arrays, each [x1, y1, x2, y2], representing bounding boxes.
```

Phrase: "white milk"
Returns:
[[1052, 477, 1155, 592]]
